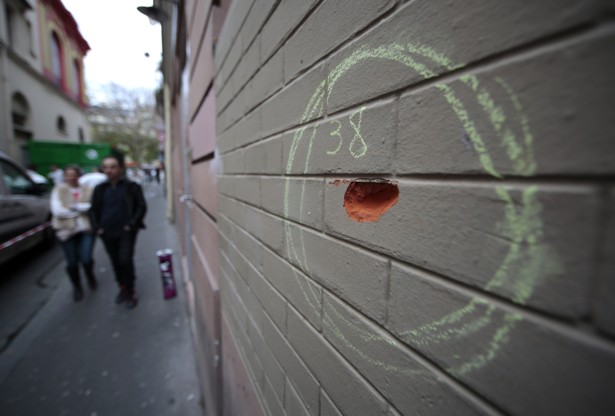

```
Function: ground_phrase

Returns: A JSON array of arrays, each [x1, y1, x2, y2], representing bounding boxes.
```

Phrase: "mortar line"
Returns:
[[218, 20, 614, 150], [317, 286, 509, 416], [219, 172, 615, 186], [220, 194, 615, 351]]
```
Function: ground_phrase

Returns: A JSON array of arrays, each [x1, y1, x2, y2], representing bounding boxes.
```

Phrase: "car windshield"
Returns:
[[1, 160, 33, 194]]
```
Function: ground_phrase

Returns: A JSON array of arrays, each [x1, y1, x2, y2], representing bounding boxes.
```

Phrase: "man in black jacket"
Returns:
[[90, 156, 147, 309]]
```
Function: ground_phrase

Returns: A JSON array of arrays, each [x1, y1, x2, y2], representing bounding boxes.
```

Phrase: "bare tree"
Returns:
[[89, 83, 160, 165]]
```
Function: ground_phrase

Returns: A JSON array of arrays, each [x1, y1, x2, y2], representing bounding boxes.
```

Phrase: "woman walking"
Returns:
[[50, 166, 97, 301]]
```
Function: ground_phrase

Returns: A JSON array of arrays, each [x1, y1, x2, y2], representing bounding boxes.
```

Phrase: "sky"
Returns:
[[60, 0, 163, 104]]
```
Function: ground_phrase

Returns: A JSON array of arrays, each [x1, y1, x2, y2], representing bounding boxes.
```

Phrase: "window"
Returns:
[[57, 116, 67, 134], [78, 127, 84, 143], [11, 92, 30, 131], [50, 31, 63, 86], [1, 160, 33, 195], [27, 21, 34, 56], [72, 59, 81, 99], [5, 5, 14, 47]]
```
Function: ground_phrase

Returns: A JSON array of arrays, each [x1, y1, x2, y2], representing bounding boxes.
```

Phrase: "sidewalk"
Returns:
[[0, 183, 203, 416]]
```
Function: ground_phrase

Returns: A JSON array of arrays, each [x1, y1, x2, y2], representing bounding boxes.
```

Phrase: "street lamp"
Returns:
[[137, 0, 178, 23]]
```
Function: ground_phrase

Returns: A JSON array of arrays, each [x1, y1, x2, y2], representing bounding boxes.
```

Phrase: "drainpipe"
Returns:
[[164, 81, 174, 222]]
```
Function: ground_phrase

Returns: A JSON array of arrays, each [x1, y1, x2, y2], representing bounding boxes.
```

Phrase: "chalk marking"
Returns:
[[281, 41, 560, 382]]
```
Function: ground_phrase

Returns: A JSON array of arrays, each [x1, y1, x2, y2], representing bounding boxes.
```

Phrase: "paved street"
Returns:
[[0, 240, 63, 356], [0, 183, 203, 416]]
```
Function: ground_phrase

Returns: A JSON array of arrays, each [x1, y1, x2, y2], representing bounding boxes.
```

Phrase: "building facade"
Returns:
[[161, 1, 615, 415], [0, 0, 90, 165]]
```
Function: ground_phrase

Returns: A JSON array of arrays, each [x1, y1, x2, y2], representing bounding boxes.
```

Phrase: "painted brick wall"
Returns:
[[214, 1, 615, 414]]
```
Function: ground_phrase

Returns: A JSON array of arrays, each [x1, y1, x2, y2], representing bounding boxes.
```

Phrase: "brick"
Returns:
[[221, 107, 261, 152], [285, 0, 396, 81], [217, 177, 237, 200], [234, 175, 262, 206], [216, 112, 232, 137], [397, 28, 615, 176], [217, 105, 237, 136], [217, 127, 234, 154], [320, 390, 342, 416], [243, 135, 284, 175], [218, 113, 233, 137], [231, 35, 261, 95], [284, 222, 388, 322], [261, 0, 319, 62], [232, 289, 263, 346], [247, 299, 269, 354], [217, 88, 247, 135], [262, 372, 285, 416], [221, 318, 265, 416], [216, 31, 243, 93], [217, 175, 235, 199], [263, 247, 322, 330], [220, 230, 287, 332], [261, 177, 324, 230], [241, 319, 265, 393], [220, 231, 253, 288], [325, 0, 608, 113], [594, 187, 615, 336], [287, 306, 388, 415], [216, 78, 235, 117], [244, 48, 284, 113], [248, 258, 288, 332], [261, 312, 320, 415], [387, 406, 402, 416], [249, 352, 266, 400], [282, 99, 397, 175], [241, 0, 276, 53], [218, 223, 232, 258], [388, 263, 615, 416], [249, 322, 286, 404], [261, 64, 326, 137], [219, 195, 285, 258], [219, 214, 264, 273], [220, 145, 245, 175], [222, 250, 261, 333], [325, 180, 600, 318], [322, 293, 489, 415], [220, 260, 249, 336], [244, 205, 285, 254], [285, 379, 311, 416], [214, 0, 254, 72], [225, 86, 249, 132]]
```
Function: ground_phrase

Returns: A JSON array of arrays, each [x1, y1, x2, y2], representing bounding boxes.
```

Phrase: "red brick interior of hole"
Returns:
[[343, 180, 399, 223]]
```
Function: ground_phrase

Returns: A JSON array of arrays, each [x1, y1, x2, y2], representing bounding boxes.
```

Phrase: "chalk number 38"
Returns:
[[327, 106, 367, 159]]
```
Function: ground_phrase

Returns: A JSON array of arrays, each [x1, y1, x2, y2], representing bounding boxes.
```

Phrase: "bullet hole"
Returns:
[[343, 179, 399, 223]]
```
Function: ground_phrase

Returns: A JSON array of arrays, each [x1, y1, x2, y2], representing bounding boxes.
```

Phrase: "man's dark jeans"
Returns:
[[100, 230, 138, 291]]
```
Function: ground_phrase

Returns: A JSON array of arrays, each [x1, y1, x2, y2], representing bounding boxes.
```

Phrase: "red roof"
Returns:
[[41, 0, 90, 54]]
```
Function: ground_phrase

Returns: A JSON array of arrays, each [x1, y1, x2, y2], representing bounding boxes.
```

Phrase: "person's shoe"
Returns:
[[125, 292, 138, 310], [115, 286, 127, 304], [73, 287, 84, 302]]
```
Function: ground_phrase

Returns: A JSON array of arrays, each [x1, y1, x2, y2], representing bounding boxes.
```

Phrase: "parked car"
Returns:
[[0, 151, 54, 266]]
